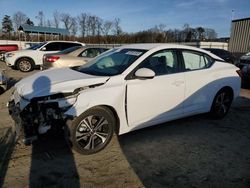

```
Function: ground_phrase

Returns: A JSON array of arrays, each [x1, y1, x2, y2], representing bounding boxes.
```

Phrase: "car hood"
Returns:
[[15, 68, 109, 100]]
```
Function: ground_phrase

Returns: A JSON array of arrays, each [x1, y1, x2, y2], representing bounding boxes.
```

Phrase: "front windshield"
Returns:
[[57, 46, 82, 54], [75, 48, 147, 76], [27, 42, 46, 50]]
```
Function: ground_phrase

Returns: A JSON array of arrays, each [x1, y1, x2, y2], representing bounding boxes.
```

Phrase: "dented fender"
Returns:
[[64, 81, 130, 135]]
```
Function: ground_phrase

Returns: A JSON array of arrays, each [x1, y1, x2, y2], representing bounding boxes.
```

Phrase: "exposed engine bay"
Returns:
[[8, 91, 78, 144]]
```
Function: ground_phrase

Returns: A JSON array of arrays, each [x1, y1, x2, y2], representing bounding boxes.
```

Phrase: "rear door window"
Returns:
[[79, 48, 101, 58], [60, 42, 81, 51], [43, 42, 61, 51]]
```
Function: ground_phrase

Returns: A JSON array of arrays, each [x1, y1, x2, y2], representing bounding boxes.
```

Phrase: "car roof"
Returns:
[[120, 43, 207, 51], [46, 41, 85, 45], [118, 43, 222, 60], [203, 48, 228, 51], [46, 40, 81, 43]]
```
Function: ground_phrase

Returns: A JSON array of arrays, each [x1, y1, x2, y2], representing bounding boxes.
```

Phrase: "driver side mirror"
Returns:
[[135, 68, 155, 79]]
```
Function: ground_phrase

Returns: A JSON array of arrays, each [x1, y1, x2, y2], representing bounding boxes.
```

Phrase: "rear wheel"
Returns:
[[210, 88, 233, 119], [0, 51, 6, 61], [17, 58, 34, 72], [65, 107, 115, 155]]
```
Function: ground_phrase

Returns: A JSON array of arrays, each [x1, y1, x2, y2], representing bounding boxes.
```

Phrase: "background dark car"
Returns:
[[239, 65, 250, 89], [203, 48, 236, 64], [238, 52, 250, 69]]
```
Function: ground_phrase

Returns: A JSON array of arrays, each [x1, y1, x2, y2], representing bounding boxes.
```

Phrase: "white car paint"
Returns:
[[5, 41, 85, 68], [10, 43, 241, 136]]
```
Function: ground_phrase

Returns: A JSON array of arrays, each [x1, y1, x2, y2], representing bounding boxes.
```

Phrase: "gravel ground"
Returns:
[[0, 61, 250, 188]]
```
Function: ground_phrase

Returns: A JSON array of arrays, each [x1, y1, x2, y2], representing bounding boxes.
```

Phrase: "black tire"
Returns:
[[0, 86, 4, 95], [210, 88, 233, 119], [0, 51, 6, 61], [65, 106, 115, 155], [17, 58, 34, 72]]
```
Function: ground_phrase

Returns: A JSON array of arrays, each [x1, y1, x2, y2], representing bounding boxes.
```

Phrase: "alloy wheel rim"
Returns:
[[214, 92, 231, 115], [19, 60, 31, 71], [75, 115, 110, 150]]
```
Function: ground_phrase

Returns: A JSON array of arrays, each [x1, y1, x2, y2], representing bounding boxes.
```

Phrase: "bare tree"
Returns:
[[113, 18, 122, 36], [88, 15, 97, 36], [46, 20, 52, 27], [61, 13, 73, 31], [78, 13, 88, 38], [53, 10, 60, 28], [12, 11, 27, 30], [103, 21, 113, 36], [70, 17, 78, 37], [96, 17, 103, 37], [36, 11, 45, 26]]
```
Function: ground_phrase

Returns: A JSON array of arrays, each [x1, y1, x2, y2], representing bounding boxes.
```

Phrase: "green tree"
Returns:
[[2, 15, 13, 34], [26, 18, 34, 26]]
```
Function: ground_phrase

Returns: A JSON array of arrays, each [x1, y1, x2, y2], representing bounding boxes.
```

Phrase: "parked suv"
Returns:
[[203, 48, 236, 64], [0, 44, 19, 61], [5, 41, 85, 72]]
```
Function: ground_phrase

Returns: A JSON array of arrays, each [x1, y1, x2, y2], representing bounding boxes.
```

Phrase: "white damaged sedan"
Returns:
[[8, 44, 241, 154]]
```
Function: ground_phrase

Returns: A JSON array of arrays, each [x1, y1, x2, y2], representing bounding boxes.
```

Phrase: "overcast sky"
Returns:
[[0, 0, 249, 37]]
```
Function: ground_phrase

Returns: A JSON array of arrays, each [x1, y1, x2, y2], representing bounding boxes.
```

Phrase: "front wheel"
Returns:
[[17, 58, 34, 72], [210, 88, 233, 119], [65, 107, 115, 155]]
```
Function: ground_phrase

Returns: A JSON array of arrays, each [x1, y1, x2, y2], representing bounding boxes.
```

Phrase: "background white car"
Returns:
[[8, 44, 241, 154], [5, 41, 85, 72]]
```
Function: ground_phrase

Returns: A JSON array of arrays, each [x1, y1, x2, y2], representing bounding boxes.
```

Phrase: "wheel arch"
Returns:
[[210, 85, 234, 110], [217, 86, 234, 99], [89, 105, 120, 135]]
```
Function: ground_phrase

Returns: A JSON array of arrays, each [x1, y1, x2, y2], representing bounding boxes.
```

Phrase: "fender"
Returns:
[[64, 83, 130, 135]]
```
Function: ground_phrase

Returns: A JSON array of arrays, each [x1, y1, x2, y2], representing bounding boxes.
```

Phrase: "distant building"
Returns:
[[18, 24, 70, 41], [228, 17, 250, 54]]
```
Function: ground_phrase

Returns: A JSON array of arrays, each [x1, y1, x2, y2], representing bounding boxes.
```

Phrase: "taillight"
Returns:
[[236, 70, 242, 78], [45, 56, 60, 63]]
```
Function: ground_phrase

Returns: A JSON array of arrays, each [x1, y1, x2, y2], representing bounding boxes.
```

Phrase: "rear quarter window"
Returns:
[[182, 50, 214, 71]]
